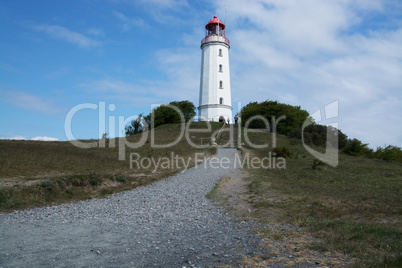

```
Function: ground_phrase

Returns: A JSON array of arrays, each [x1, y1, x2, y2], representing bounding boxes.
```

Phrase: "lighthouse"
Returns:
[[198, 15, 232, 122]]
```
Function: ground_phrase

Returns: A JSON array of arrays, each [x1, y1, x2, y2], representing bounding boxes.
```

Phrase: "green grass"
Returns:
[[0, 122, 221, 212], [114, 175, 128, 183], [240, 128, 402, 266]]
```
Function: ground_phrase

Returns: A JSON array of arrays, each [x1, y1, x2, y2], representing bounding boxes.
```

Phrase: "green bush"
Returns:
[[273, 146, 293, 158], [115, 176, 128, 183], [373, 145, 402, 162], [343, 139, 373, 156], [299, 124, 348, 149], [0, 190, 19, 210], [342, 139, 402, 163], [40, 180, 55, 190], [89, 176, 102, 186], [312, 159, 326, 170]]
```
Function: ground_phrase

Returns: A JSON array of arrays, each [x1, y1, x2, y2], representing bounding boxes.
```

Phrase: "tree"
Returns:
[[299, 124, 348, 149], [125, 114, 144, 136], [148, 100, 196, 128], [170, 100, 196, 121], [240, 100, 310, 135], [241, 100, 348, 149], [152, 105, 181, 128]]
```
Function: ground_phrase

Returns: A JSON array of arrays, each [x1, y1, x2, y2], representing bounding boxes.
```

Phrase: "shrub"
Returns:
[[273, 146, 293, 158], [295, 124, 348, 149], [373, 145, 402, 162], [343, 139, 373, 156], [40, 180, 55, 190], [0, 191, 18, 209], [115, 176, 128, 183], [312, 159, 326, 170], [90, 176, 102, 186]]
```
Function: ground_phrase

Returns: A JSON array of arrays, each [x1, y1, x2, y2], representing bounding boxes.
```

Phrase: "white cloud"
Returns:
[[31, 136, 59, 141], [0, 63, 21, 74], [0, 89, 63, 115], [33, 24, 101, 48], [137, 0, 188, 8], [80, 45, 200, 106], [1, 136, 60, 141], [112, 11, 144, 32], [0, 136, 26, 140], [154, 47, 200, 101], [86, 27, 105, 37], [130, 0, 191, 24], [45, 67, 70, 79], [80, 79, 161, 105]]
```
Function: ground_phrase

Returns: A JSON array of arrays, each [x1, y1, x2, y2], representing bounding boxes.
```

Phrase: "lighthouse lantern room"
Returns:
[[198, 15, 232, 122]]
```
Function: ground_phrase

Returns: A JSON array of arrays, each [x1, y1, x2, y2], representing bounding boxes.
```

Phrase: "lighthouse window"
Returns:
[[219, 80, 223, 88], [220, 97, 223, 104], [219, 64, 222, 72], [218, 49, 222, 57]]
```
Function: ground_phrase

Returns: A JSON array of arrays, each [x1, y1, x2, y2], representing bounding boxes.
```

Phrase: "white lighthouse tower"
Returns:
[[198, 15, 232, 122]]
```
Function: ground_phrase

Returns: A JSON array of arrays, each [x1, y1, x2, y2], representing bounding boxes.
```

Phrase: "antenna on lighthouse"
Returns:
[[224, 8, 228, 36], [217, 14, 220, 35]]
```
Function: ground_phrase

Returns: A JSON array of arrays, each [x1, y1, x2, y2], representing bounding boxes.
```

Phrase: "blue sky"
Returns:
[[1, 0, 401, 148]]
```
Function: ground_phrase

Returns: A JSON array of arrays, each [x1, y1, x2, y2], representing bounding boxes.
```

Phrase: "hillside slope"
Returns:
[[231, 129, 402, 266], [0, 122, 221, 211]]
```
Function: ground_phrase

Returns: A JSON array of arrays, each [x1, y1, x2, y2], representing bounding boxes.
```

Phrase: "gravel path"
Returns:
[[0, 149, 262, 267]]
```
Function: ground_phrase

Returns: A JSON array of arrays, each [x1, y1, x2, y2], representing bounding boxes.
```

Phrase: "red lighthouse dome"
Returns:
[[201, 15, 230, 47], [205, 15, 225, 30]]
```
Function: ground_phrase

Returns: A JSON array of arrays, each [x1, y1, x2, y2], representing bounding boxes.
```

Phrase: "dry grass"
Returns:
[[0, 122, 221, 212], [238, 129, 402, 267]]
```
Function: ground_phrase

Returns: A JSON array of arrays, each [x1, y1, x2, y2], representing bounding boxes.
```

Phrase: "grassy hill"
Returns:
[[229, 129, 402, 267], [1, 122, 401, 266], [0, 122, 221, 212]]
